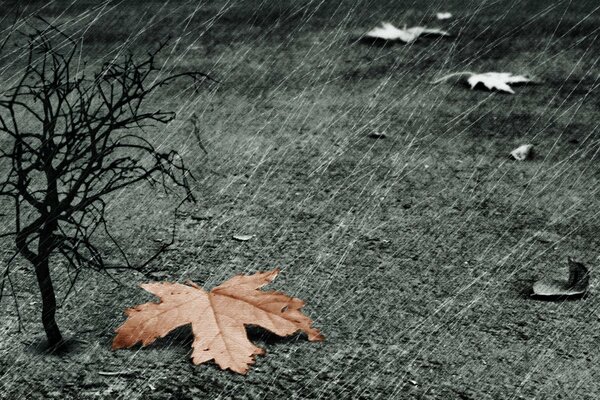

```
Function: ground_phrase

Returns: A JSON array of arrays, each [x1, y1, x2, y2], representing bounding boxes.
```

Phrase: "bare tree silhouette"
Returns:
[[0, 26, 208, 348]]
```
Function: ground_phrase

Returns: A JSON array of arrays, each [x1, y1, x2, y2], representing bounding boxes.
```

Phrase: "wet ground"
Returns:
[[1, 0, 600, 398]]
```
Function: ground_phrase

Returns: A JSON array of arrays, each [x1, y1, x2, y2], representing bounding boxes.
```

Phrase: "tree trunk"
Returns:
[[34, 166, 63, 348], [16, 224, 63, 348], [34, 251, 63, 347]]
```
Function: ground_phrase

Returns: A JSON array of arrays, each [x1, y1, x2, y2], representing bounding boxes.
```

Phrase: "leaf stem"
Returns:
[[430, 71, 475, 84]]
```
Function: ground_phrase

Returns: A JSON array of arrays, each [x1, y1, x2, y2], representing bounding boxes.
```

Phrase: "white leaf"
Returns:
[[232, 234, 254, 242], [364, 23, 450, 43], [467, 72, 532, 94], [510, 144, 533, 161], [436, 12, 453, 20]]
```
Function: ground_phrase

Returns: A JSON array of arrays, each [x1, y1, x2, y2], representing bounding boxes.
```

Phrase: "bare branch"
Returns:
[[0, 23, 212, 343]]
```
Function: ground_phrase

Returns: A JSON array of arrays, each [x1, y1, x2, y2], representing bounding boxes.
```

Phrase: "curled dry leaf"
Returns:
[[112, 269, 323, 374], [233, 234, 254, 241], [532, 258, 590, 298], [436, 12, 453, 20], [364, 23, 450, 43], [511, 144, 533, 161], [432, 72, 534, 94]]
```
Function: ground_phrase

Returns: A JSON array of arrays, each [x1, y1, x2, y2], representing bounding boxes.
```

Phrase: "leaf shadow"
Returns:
[[246, 325, 308, 346], [351, 34, 453, 47], [468, 81, 536, 94], [140, 325, 194, 349], [106, 325, 308, 356], [351, 36, 401, 47]]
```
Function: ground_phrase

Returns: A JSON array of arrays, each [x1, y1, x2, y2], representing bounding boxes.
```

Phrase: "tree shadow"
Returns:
[[24, 335, 86, 356]]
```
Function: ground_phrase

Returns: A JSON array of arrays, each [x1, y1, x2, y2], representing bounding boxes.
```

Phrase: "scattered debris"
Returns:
[[432, 72, 534, 94], [232, 234, 254, 241], [436, 12, 453, 20], [364, 23, 450, 43], [532, 230, 562, 243], [532, 258, 589, 298], [149, 270, 170, 280], [510, 144, 534, 161], [191, 214, 213, 221], [368, 131, 387, 139]]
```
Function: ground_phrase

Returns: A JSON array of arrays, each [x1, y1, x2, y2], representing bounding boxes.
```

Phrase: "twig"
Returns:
[[190, 113, 208, 155], [7, 273, 23, 332], [98, 370, 138, 377]]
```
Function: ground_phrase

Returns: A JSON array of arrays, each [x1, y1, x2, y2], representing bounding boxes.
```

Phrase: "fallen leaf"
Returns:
[[233, 234, 254, 241], [468, 72, 532, 94], [364, 23, 450, 43], [432, 71, 534, 94], [112, 269, 324, 374], [436, 12, 453, 20], [511, 144, 533, 161], [532, 258, 589, 298]]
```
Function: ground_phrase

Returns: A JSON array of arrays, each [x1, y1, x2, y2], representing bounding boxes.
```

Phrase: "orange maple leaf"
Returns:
[[112, 269, 324, 374]]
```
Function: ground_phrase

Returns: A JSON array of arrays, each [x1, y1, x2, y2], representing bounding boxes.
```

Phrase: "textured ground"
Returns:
[[1, 0, 600, 399]]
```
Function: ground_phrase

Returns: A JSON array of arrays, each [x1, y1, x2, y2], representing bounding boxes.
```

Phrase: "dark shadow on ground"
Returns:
[[530, 292, 589, 302], [516, 278, 589, 302], [24, 336, 86, 356], [351, 36, 401, 47], [97, 325, 307, 354], [246, 325, 307, 346]]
